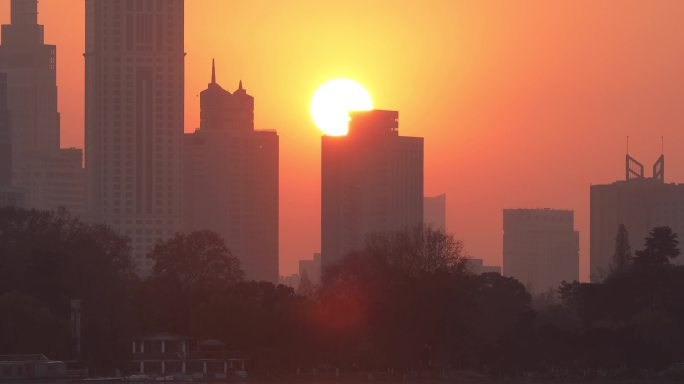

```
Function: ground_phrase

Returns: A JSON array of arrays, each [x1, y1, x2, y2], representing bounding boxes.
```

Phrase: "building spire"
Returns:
[[211, 59, 216, 84], [238, 80, 243, 90]]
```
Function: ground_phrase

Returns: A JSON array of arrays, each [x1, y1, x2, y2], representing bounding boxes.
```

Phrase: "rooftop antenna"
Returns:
[[661, 136, 664, 154], [626, 135, 630, 155], [626, 136, 644, 181]]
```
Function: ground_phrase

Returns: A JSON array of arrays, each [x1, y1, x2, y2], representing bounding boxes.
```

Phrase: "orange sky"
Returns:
[[4, 0, 684, 279]]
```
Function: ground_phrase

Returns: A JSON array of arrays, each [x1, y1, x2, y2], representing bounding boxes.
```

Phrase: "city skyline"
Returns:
[[3, 1, 684, 277], [3, 1, 684, 380]]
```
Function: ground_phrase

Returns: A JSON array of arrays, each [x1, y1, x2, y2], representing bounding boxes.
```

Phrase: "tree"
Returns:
[[632, 226, 680, 269], [0, 207, 133, 373], [609, 224, 631, 278], [331, 225, 467, 281], [150, 230, 243, 291]]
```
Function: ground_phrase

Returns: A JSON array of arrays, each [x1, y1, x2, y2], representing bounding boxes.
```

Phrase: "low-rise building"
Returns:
[[0, 354, 65, 380], [128, 333, 246, 380]]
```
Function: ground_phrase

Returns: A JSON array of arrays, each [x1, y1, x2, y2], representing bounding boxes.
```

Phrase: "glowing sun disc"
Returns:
[[310, 78, 373, 136]]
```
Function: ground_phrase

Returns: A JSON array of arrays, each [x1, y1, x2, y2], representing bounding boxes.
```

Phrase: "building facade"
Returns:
[[590, 154, 684, 281], [0, 0, 83, 214], [183, 63, 278, 283], [503, 208, 579, 294], [424, 194, 446, 232], [321, 110, 424, 268], [0, 73, 10, 188], [464, 258, 501, 275], [299, 252, 321, 285], [85, 0, 185, 275]]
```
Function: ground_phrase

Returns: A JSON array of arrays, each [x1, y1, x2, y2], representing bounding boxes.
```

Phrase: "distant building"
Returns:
[[503, 208, 579, 294], [0, 0, 84, 214], [464, 258, 501, 275], [321, 110, 423, 268], [85, 0, 185, 275], [279, 274, 300, 289], [183, 62, 278, 283], [0, 73, 10, 188], [31, 149, 84, 216], [299, 252, 322, 285], [424, 194, 446, 232], [590, 154, 684, 281]]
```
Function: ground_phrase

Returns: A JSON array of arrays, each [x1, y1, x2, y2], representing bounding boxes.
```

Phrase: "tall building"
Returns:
[[590, 154, 684, 281], [0, 73, 10, 188], [183, 62, 279, 283], [0, 0, 83, 214], [424, 194, 446, 232], [85, 0, 185, 276], [321, 110, 424, 268], [503, 208, 579, 294]]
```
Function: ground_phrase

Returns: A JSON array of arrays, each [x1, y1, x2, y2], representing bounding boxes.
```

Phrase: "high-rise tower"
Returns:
[[85, 0, 185, 275], [590, 154, 684, 281], [183, 62, 279, 283], [0, 73, 10, 188], [321, 110, 424, 268], [0, 0, 83, 213]]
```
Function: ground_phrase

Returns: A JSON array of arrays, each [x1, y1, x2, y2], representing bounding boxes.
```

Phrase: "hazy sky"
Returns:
[[5, 0, 684, 278]]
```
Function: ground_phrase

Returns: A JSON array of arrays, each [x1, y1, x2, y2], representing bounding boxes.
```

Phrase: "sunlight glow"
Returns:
[[310, 79, 373, 136]]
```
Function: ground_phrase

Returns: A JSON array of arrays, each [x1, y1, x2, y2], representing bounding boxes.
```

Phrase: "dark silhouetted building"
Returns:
[[590, 154, 684, 281], [279, 274, 300, 289], [321, 110, 423, 268], [128, 333, 246, 379], [299, 252, 321, 285], [464, 258, 501, 275], [0, 73, 10, 188], [424, 194, 446, 232], [85, 0, 185, 276], [0, 0, 83, 214], [183, 62, 278, 283], [503, 208, 579, 294]]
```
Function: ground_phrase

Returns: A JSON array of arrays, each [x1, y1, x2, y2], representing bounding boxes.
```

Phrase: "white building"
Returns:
[[85, 0, 185, 276]]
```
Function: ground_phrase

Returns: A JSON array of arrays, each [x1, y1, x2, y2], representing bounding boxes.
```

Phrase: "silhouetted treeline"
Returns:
[[1, 207, 684, 379]]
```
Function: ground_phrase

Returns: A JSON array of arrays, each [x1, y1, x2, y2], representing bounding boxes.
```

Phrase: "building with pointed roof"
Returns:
[[183, 61, 279, 283]]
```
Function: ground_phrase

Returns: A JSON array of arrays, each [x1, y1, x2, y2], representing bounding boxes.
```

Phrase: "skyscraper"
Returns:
[[85, 0, 185, 275], [321, 110, 424, 268], [0, 0, 83, 214], [183, 62, 279, 283], [0, 73, 10, 188], [424, 194, 446, 232], [590, 154, 684, 281], [503, 208, 579, 294]]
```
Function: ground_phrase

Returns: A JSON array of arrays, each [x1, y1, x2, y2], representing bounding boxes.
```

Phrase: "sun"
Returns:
[[310, 78, 373, 136]]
